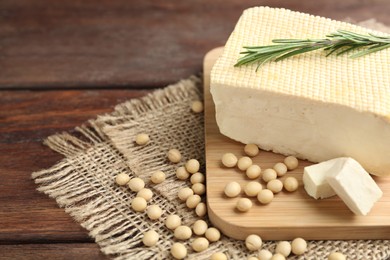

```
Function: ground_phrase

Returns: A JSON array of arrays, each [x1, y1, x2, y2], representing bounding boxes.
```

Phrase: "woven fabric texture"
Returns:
[[32, 21, 390, 260]]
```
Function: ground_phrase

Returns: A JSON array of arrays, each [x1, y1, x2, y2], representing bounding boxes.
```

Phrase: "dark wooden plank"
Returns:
[[0, 243, 108, 260], [0, 0, 389, 89], [0, 90, 149, 243]]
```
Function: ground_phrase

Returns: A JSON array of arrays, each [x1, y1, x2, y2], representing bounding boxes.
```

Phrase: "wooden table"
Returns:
[[1, 1, 389, 258]]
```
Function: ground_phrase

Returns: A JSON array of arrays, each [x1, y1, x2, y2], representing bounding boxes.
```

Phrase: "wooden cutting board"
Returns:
[[204, 47, 390, 241]]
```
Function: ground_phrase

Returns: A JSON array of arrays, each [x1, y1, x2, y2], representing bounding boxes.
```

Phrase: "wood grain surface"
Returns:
[[0, 90, 148, 254], [0, 244, 107, 260], [1, 0, 389, 258], [1, 0, 389, 88], [204, 48, 390, 240]]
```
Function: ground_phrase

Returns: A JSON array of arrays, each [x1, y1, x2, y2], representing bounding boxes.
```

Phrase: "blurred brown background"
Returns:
[[0, 1, 389, 259]]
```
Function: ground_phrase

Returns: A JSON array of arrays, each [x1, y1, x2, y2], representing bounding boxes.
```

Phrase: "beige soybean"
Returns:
[[131, 197, 147, 212], [205, 227, 221, 242], [185, 159, 200, 174], [191, 100, 204, 113], [271, 253, 286, 260], [257, 189, 274, 204], [174, 225, 192, 240], [135, 133, 150, 146], [191, 237, 209, 252], [246, 164, 262, 179], [244, 181, 263, 197], [291, 237, 307, 255], [171, 242, 187, 259], [258, 249, 273, 260], [267, 179, 283, 194], [222, 153, 238, 168], [165, 214, 181, 230], [195, 202, 207, 217], [128, 177, 145, 192], [328, 252, 346, 260], [192, 183, 206, 195], [236, 198, 253, 212], [115, 173, 130, 186], [275, 241, 291, 257], [262, 169, 277, 183], [247, 257, 259, 260], [151, 170, 166, 184], [245, 234, 262, 251], [178, 187, 194, 201], [142, 230, 159, 247], [186, 194, 201, 208], [284, 177, 299, 192], [284, 156, 299, 170], [273, 162, 288, 177], [192, 220, 208, 236], [210, 252, 228, 260], [224, 181, 241, 198], [137, 188, 153, 201], [147, 205, 163, 220], [237, 156, 253, 171], [190, 172, 205, 184], [176, 166, 190, 180], [244, 143, 259, 157], [167, 149, 182, 163]]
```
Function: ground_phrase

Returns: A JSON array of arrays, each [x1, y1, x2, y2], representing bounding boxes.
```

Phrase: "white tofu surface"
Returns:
[[326, 158, 383, 215], [303, 158, 341, 199]]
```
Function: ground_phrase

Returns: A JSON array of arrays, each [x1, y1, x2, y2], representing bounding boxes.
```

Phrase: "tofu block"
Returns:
[[326, 158, 383, 215], [303, 158, 341, 199], [210, 7, 390, 176]]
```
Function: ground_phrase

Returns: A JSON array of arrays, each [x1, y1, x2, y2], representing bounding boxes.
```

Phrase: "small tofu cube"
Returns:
[[303, 158, 340, 199], [326, 158, 383, 215]]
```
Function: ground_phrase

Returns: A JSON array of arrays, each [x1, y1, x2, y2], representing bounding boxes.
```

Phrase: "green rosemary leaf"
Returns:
[[274, 46, 323, 62], [272, 39, 318, 44], [350, 43, 390, 58], [368, 33, 390, 41], [335, 45, 362, 56], [324, 42, 351, 56], [255, 52, 279, 71]]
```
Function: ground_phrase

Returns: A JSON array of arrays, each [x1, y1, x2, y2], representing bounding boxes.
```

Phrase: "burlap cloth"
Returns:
[[32, 20, 390, 260]]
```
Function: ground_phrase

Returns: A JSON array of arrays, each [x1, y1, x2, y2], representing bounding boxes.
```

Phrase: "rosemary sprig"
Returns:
[[235, 29, 390, 71]]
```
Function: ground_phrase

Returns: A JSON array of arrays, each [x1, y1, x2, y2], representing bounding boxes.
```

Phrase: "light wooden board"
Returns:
[[204, 47, 390, 240]]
